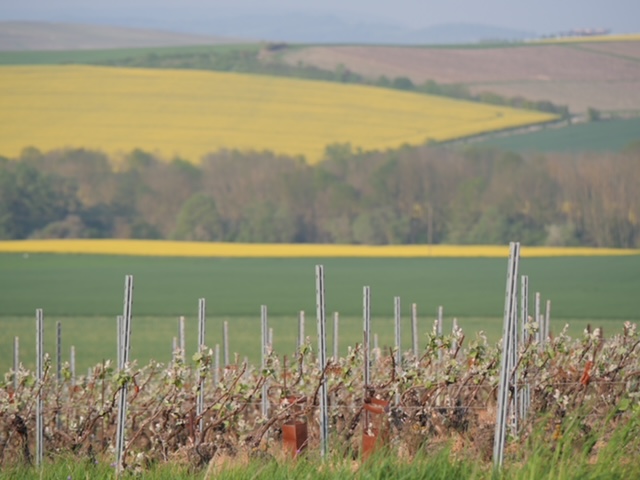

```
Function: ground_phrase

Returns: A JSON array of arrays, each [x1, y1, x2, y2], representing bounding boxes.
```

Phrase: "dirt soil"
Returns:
[[280, 41, 640, 113]]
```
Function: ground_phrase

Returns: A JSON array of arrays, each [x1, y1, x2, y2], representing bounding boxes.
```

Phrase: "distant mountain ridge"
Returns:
[[180, 13, 534, 44], [197, 14, 535, 44], [0, 21, 242, 51], [0, 17, 535, 51]]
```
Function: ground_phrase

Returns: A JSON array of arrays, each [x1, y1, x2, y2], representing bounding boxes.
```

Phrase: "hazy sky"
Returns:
[[2, 0, 639, 34]]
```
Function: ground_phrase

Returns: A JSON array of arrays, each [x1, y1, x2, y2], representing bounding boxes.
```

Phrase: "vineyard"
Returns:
[[1, 252, 640, 478]]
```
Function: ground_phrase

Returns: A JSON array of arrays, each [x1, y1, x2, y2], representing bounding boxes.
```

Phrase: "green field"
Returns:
[[0, 43, 259, 65], [473, 117, 640, 153], [1, 253, 638, 372]]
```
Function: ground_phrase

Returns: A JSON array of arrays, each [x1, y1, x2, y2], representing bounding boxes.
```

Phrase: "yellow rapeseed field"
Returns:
[[0, 65, 557, 164], [534, 33, 640, 44], [0, 240, 636, 258]]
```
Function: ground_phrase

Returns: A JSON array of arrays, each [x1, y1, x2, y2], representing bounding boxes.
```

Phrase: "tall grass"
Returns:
[[1, 416, 639, 480]]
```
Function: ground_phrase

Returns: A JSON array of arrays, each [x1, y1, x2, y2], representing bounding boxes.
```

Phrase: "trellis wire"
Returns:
[[115, 275, 134, 475], [13, 336, 19, 391], [35, 308, 44, 468], [315, 265, 329, 458], [261, 304, 269, 418], [197, 298, 206, 433], [411, 303, 419, 359], [493, 241, 520, 469]]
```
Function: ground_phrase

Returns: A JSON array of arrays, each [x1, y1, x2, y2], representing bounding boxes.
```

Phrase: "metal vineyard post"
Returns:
[[363, 286, 371, 389], [214, 344, 220, 385], [333, 312, 339, 361], [493, 242, 520, 469], [35, 308, 44, 468], [13, 336, 19, 391], [197, 298, 206, 434], [394, 296, 402, 405], [297, 310, 305, 354], [223, 320, 229, 367], [261, 305, 269, 418], [115, 275, 134, 475], [179, 315, 185, 361], [316, 265, 329, 458], [411, 303, 419, 359]]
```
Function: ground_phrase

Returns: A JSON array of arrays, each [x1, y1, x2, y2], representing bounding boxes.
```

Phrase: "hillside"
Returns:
[[0, 65, 556, 164], [468, 117, 640, 153], [0, 21, 241, 51], [278, 37, 640, 114]]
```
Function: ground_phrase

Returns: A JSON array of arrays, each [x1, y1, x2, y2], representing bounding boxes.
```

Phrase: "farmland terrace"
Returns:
[[278, 39, 640, 114]]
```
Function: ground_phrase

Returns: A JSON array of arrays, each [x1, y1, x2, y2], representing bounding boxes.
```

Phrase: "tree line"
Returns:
[[1, 143, 638, 248]]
